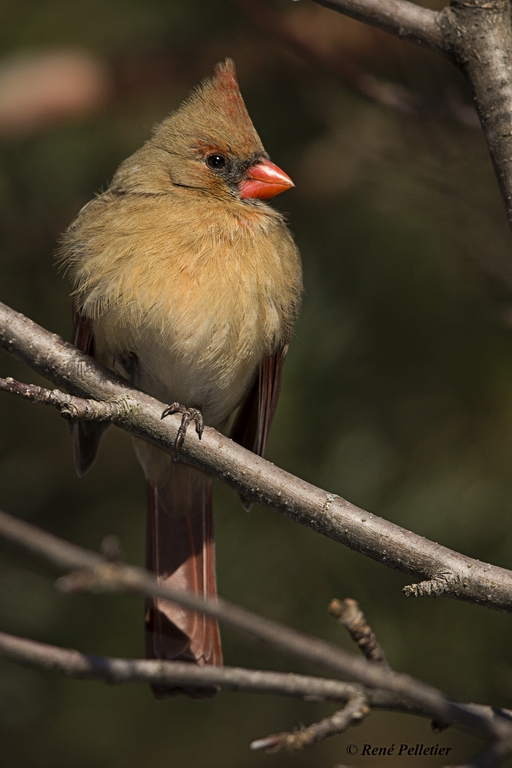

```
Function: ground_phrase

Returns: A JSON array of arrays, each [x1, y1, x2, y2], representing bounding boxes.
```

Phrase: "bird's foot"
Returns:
[[161, 402, 204, 460]]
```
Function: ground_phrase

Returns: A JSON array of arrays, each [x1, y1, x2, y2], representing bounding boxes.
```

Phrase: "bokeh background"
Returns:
[[1, 0, 512, 765]]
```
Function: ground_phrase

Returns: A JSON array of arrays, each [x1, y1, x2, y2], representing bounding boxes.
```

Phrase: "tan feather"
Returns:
[[59, 59, 302, 697]]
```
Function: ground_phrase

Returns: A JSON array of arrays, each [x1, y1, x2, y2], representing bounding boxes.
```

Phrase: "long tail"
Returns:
[[134, 440, 222, 698]]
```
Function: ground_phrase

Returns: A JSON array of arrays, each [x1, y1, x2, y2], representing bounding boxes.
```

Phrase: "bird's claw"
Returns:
[[161, 402, 204, 460]]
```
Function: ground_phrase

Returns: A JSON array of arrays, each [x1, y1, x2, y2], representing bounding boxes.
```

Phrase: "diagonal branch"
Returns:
[[2, 301, 512, 614], [0, 506, 510, 743]]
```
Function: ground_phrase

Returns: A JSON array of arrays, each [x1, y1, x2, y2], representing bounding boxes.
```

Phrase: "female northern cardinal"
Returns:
[[59, 60, 302, 697]]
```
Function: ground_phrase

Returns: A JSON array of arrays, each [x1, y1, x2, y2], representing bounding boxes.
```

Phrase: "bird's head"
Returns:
[[112, 60, 294, 202]]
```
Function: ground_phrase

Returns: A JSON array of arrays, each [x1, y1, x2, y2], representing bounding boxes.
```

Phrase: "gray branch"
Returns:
[[0, 377, 123, 421], [440, 1, 512, 230], [329, 598, 388, 665], [310, 0, 445, 53], [0, 508, 485, 736], [309, 0, 512, 235], [2, 508, 512, 755], [2, 301, 512, 614], [250, 693, 370, 752], [2, 626, 512, 759], [0, 630, 361, 701], [233, 0, 478, 125]]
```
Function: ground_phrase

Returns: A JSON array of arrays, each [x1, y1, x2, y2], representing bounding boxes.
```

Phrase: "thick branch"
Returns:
[[439, 0, 512, 228], [2, 302, 512, 611], [1, 302, 512, 613]]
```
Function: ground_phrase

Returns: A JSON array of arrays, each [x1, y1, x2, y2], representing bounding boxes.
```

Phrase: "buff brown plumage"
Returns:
[[58, 59, 302, 697]]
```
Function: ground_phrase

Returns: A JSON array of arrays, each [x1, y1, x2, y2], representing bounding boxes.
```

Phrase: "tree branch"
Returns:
[[0, 506, 510, 744], [310, 0, 445, 54], [308, 0, 512, 235], [233, 0, 478, 126], [439, 0, 512, 232], [0, 377, 124, 421], [0, 630, 361, 701], [3, 625, 512, 759], [329, 598, 388, 665], [250, 693, 369, 752], [1, 301, 512, 614], [4, 510, 512, 762]]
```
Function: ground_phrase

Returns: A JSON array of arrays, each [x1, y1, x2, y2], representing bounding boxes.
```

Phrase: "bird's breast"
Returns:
[[81, 195, 301, 428]]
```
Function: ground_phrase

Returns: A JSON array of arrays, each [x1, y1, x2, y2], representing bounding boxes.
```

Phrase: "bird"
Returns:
[[58, 59, 302, 697]]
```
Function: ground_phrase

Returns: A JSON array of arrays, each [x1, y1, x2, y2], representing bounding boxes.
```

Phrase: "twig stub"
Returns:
[[250, 693, 370, 752], [329, 598, 387, 665]]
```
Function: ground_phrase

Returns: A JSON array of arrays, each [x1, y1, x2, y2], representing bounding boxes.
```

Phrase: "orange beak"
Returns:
[[238, 158, 294, 200]]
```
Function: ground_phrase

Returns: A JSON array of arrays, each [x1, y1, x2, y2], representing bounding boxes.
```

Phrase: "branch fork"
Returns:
[[309, 0, 512, 236], [0, 376, 130, 422]]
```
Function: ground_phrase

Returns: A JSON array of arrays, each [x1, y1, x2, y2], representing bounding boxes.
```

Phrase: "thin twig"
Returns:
[[329, 598, 387, 665], [404, 573, 457, 599], [250, 693, 369, 752], [0, 377, 127, 421], [54, 568, 502, 737]]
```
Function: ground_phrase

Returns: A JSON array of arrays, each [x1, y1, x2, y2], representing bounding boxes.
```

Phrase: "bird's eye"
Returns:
[[205, 153, 227, 170]]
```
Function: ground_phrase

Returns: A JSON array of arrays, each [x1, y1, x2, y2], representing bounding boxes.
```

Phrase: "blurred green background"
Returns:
[[0, 0, 512, 765]]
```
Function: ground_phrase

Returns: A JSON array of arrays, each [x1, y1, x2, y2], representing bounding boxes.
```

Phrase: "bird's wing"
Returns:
[[71, 305, 107, 476], [230, 344, 288, 509]]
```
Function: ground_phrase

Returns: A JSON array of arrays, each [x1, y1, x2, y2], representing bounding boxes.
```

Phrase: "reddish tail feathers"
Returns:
[[145, 459, 222, 698]]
